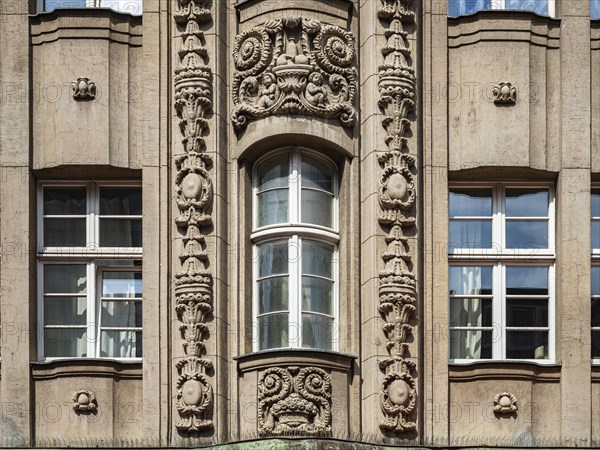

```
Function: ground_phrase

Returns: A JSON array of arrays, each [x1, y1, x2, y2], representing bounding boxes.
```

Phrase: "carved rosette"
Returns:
[[258, 366, 331, 436], [377, 0, 418, 433], [232, 16, 357, 131], [72, 77, 96, 101], [493, 392, 518, 414], [492, 82, 517, 105], [72, 390, 97, 412], [173, 0, 214, 433]]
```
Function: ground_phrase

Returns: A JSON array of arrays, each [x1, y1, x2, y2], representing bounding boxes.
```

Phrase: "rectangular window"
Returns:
[[592, 188, 600, 362], [448, 0, 555, 17], [448, 184, 555, 363], [38, 182, 142, 360], [593, 0, 600, 19], [38, 0, 142, 15]]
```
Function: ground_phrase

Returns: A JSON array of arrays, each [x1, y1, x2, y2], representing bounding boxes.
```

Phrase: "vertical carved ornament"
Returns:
[[173, 0, 214, 432], [377, 0, 418, 433], [258, 366, 331, 436]]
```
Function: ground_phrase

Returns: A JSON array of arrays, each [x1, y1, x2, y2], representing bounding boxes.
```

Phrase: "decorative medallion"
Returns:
[[232, 16, 357, 131], [492, 82, 517, 105], [258, 366, 331, 436], [377, 0, 418, 433], [72, 77, 96, 101], [493, 392, 518, 414], [173, 0, 214, 432], [72, 390, 97, 412]]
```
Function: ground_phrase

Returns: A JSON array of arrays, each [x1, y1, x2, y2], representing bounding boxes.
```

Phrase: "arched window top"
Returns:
[[448, 0, 555, 18]]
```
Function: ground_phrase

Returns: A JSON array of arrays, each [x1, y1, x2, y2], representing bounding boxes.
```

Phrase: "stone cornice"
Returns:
[[235, 349, 357, 373], [449, 362, 561, 383], [31, 360, 142, 380]]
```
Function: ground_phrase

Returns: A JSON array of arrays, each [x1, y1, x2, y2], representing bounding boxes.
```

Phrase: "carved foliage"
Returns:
[[492, 82, 517, 105], [72, 77, 96, 101], [493, 392, 518, 414], [72, 390, 97, 412], [173, 0, 214, 433], [377, 0, 418, 433], [258, 366, 331, 436], [232, 17, 357, 130]]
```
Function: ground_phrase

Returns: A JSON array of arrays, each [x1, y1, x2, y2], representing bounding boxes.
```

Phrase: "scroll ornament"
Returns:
[[258, 366, 331, 436], [232, 16, 357, 131], [173, 0, 214, 432], [378, 0, 418, 433]]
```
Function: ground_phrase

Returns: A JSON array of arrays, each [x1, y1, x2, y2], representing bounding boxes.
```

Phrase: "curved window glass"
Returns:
[[38, 0, 142, 15], [448, 0, 554, 17]]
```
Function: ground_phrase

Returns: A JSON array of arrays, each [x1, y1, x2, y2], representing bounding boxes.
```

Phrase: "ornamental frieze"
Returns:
[[258, 366, 332, 436], [232, 16, 357, 131]]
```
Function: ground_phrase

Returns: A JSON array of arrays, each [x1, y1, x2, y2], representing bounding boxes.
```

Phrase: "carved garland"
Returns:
[[258, 366, 332, 436], [232, 16, 357, 131], [173, 0, 214, 432], [377, 0, 418, 433]]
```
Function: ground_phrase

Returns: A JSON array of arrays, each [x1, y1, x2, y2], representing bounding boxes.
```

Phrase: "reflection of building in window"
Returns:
[[38, 183, 142, 359], [448, 0, 555, 17], [37, 0, 142, 15], [252, 149, 338, 351], [448, 184, 555, 362]]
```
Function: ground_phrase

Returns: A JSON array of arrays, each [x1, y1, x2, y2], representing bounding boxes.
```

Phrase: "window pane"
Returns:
[[592, 299, 600, 328], [301, 190, 333, 228], [44, 296, 87, 326], [506, 0, 548, 14], [100, 330, 142, 358], [449, 220, 492, 249], [99, 187, 142, 215], [99, 0, 142, 14], [301, 154, 334, 193], [594, 266, 600, 296], [449, 266, 492, 295], [592, 190, 600, 217], [302, 240, 334, 279], [593, 220, 600, 249], [505, 188, 548, 217], [258, 314, 289, 349], [102, 271, 142, 298], [447, 0, 491, 16], [43, 0, 86, 12], [506, 266, 548, 295], [258, 241, 288, 278], [505, 220, 548, 249], [507, 299, 548, 327], [44, 187, 86, 215], [44, 218, 86, 247], [450, 298, 492, 327], [99, 219, 142, 247], [44, 264, 87, 294], [257, 155, 289, 192], [593, 0, 600, 19], [593, 330, 600, 359], [44, 328, 87, 357], [258, 278, 288, 314], [449, 189, 492, 217], [506, 331, 548, 359], [449, 330, 492, 359], [302, 314, 334, 350], [101, 301, 142, 328], [257, 190, 288, 227], [302, 277, 334, 315]]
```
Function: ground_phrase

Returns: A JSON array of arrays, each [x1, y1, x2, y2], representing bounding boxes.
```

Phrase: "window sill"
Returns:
[[31, 358, 142, 380], [449, 360, 561, 382], [235, 348, 356, 374]]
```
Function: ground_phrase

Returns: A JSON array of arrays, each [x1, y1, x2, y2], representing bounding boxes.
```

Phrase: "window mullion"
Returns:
[[87, 262, 96, 358], [289, 235, 300, 348], [494, 263, 504, 360]]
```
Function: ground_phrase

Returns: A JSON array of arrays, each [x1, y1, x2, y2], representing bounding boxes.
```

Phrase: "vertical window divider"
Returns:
[[87, 261, 96, 358]]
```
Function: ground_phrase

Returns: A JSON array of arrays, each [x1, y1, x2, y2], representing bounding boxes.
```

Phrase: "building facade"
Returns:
[[0, 0, 599, 447]]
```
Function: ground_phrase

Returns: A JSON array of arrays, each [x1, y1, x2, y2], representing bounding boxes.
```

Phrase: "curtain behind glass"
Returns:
[[450, 267, 483, 358], [448, 0, 490, 16]]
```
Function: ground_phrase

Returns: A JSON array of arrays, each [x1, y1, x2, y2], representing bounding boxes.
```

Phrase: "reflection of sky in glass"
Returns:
[[43, 0, 142, 15], [102, 273, 142, 298], [593, 266, 600, 296], [593, 0, 600, 19], [449, 189, 492, 217], [592, 191, 600, 217], [448, 0, 550, 16], [506, 189, 548, 217], [506, 266, 548, 295]]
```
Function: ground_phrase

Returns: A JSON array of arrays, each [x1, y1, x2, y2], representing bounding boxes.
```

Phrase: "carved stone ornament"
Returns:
[[232, 16, 357, 131], [72, 77, 96, 101], [258, 366, 332, 436], [173, 0, 214, 432], [377, 0, 418, 434], [493, 392, 518, 414], [492, 82, 517, 105], [72, 390, 97, 412]]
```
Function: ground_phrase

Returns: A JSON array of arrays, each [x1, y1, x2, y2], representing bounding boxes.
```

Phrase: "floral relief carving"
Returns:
[[72, 390, 97, 412], [492, 82, 517, 105], [72, 77, 96, 101], [493, 392, 518, 414], [377, 0, 418, 434], [258, 366, 332, 436], [173, 0, 214, 433], [232, 16, 357, 131]]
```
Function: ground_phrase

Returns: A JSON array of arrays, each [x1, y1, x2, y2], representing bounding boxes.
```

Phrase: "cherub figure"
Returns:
[[258, 73, 279, 109], [305, 72, 328, 107]]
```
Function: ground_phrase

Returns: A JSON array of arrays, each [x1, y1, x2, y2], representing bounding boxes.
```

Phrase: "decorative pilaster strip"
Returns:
[[173, 0, 214, 432], [377, 0, 418, 433]]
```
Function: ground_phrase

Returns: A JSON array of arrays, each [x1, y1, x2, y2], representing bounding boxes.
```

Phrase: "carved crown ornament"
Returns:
[[72, 77, 97, 101], [232, 16, 357, 131], [72, 390, 97, 412], [492, 82, 517, 105], [493, 392, 518, 414], [258, 366, 332, 437]]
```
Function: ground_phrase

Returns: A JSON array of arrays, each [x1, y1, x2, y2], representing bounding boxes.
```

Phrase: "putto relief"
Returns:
[[232, 16, 357, 131]]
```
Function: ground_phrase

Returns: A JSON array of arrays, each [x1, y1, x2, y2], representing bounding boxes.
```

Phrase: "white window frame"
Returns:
[[591, 185, 600, 364], [251, 147, 339, 352], [37, 181, 142, 361], [448, 182, 556, 364]]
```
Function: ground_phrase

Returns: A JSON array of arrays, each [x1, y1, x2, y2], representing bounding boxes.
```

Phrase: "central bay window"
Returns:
[[38, 183, 142, 359], [448, 184, 555, 362], [448, 0, 555, 16], [252, 148, 338, 352]]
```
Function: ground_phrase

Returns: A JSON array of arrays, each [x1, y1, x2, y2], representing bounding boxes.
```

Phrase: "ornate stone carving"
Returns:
[[258, 366, 331, 436], [377, 0, 418, 434], [232, 16, 357, 131], [173, 0, 214, 432], [72, 77, 96, 100], [72, 390, 97, 412], [493, 392, 518, 414], [492, 82, 517, 105]]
